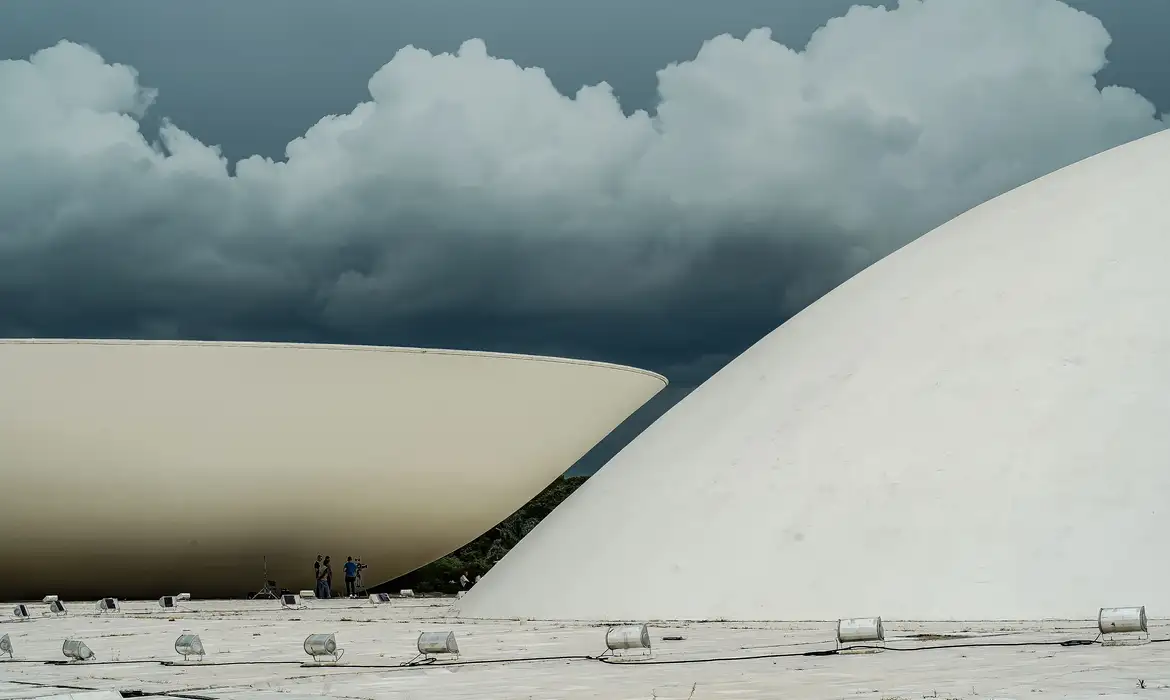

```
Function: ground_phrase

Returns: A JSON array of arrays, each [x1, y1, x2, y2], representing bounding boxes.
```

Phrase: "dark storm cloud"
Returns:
[[0, 0, 1166, 472]]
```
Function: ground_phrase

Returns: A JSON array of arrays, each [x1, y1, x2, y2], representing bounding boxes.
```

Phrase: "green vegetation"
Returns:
[[373, 475, 588, 594]]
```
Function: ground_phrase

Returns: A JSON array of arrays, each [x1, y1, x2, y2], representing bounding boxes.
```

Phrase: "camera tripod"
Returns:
[[353, 558, 369, 598], [250, 556, 280, 599]]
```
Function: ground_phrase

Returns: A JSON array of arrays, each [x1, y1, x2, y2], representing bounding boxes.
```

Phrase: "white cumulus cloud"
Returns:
[[0, 0, 1164, 373]]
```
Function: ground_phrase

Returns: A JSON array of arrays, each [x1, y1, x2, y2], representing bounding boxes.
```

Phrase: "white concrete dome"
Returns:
[[458, 128, 1170, 622], [0, 339, 665, 599]]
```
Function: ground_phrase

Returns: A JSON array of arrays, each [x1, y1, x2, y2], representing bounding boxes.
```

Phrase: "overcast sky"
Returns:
[[1, 0, 1167, 473]]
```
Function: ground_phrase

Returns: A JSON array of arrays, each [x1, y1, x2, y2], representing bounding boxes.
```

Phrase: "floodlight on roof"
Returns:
[[836, 617, 885, 650], [400, 589, 415, 597], [281, 593, 303, 609], [369, 592, 392, 604], [175, 634, 205, 661], [420, 631, 459, 655], [62, 639, 95, 662], [0, 634, 12, 659], [96, 597, 119, 614], [601, 624, 652, 658], [42, 595, 58, 604], [303, 633, 344, 663], [1098, 606, 1149, 645], [1099, 606, 1147, 634], [299, 590, 316, 599], [12, 604, 31, 620], [47, 599, 67, 616], [159, 596, 177, 610], [176, 593, 192, 602], [405, 631, 460, 665]]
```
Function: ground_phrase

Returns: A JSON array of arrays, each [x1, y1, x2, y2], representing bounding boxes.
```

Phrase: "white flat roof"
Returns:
[[0, 598, 1166, 699]]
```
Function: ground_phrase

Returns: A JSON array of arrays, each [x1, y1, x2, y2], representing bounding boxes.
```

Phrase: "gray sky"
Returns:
[[1, 0, 1167, 473]]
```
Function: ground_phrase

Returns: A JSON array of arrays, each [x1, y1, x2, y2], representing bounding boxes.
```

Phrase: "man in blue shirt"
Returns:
[[343, 557, 359, 598]]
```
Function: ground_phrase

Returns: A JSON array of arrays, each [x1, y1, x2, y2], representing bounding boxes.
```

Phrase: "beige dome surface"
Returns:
[[459, 129, 1170, 622], [0, 339, 665, 600]]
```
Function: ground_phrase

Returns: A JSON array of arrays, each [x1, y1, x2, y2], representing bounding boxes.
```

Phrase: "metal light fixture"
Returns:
[[281, 593, 302, 609], [836, 617, 885, 650], [304, 633, 344, 663], [1099, 606, 1149, 645], [62, 639, 95, 662], [159, 596, 177, 610], [96, 597, 120, 614], [417, 631, 459, 660], [369, 592, 392, 604], [175, 634, 205, 661], [0, 634, 12, 659], [605, 624, 652, 654], [47, 599, 67, 616], [12, 604, 30, 620]]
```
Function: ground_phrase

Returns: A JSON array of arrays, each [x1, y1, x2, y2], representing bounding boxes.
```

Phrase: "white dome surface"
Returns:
[[458, 128, 1170, 622], [0, 339, 665, 600]]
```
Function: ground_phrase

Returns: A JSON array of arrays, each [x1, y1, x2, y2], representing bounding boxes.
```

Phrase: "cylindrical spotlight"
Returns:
[[606, 624, 652, 651], [1099, 606, 1147, 635], [417, 631, 460, 656], [0, 633, 12, 659], [62, 639, 95, 662], [836, 617, 885, 644], [304, 633, 343, 662], [175, 634, 205, 660]]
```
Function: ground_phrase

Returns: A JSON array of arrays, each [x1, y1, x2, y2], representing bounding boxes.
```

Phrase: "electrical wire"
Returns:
[[0, 654, 600, 669], [7, 636, 1167, 671], [593, 637, 1111, 666]]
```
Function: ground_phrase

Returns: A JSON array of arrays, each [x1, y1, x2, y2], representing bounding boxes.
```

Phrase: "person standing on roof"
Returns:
[[318, 556, 333, 599], [343, 557, 359, 598]]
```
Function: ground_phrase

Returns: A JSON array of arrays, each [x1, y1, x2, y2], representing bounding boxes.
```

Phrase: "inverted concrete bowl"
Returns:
[[0, 339, 665, 599]]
